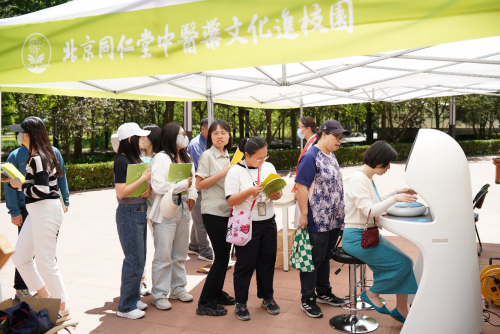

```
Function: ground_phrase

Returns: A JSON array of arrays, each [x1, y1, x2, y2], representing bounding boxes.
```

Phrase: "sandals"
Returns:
[[360, 291, 391, 315], [56, 308, 71, 324]]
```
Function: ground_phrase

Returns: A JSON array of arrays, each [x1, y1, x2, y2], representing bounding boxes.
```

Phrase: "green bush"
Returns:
[[3, 139, 500, 201]]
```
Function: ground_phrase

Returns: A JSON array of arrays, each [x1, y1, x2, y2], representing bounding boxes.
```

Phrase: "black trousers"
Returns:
[[199, 214, 231, 304], [13, 206, 29, 290], [233, 216, 277, 304]]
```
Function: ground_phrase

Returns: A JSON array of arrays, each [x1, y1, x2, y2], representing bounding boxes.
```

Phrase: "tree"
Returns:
[[0, 0, 70, 18], [456, 95, 500, 139], [424, 97, 449, 130], [374, 100, 426, 144]]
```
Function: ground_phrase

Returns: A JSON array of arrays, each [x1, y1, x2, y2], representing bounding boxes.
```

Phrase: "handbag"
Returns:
[[361, 209, 380, 249], [226, 197, 257, 246], [289, 228, 315, 272], [226, 164, 261, 246]]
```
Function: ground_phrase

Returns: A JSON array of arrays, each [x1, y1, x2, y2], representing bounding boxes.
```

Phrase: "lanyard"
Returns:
[[245, 161, 261, 186]]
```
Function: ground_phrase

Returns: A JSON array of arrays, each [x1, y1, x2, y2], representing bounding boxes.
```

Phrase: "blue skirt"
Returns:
[[342, 228, 418, 295]]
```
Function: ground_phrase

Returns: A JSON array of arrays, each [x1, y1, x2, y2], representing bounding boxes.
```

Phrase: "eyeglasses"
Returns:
[[332, 134, 343, 141], [212, 131, 229, 137], [252, 155, 269, 162]]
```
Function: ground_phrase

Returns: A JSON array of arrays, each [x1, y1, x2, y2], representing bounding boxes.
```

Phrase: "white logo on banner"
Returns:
[[22, 33, 51, 74]]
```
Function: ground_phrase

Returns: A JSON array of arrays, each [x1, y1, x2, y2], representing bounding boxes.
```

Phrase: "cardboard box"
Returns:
[[0, 234, 15, 270], [277, 228, 295, 251], [275, 251, 292, 270], [20, 297, 61, 325]]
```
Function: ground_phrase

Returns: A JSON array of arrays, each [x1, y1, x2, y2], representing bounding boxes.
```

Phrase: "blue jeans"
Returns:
[[299, 228, 341, 302], [116, 203, 147, 313]]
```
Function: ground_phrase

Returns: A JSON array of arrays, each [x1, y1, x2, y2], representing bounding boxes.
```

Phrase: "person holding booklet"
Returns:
[[149, 122, 197, 311], [224, 136, 282, 321], [5, 117, 70, 322], [295, 120, 349, 318], [113, 122, 152, 320], [195, 119, 234, 317]]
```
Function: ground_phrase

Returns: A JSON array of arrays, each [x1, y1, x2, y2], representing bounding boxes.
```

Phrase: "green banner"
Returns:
[[0, 0, 499, 85]]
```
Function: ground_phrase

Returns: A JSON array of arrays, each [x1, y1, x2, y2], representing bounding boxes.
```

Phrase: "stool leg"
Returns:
[[330, 264, 379, 333], [346, 264, 386, 311]]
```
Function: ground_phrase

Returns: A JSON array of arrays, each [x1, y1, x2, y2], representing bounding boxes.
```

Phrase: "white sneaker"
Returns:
[[117, 309, 145, 319], [152, 298, 172, 310], [169, 291, 193, 302], [140, 277, 151, 296], [137, 300, 147, 310]]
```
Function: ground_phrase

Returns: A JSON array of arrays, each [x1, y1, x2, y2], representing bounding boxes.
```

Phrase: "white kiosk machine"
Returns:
[[379, 129, 483, 334]]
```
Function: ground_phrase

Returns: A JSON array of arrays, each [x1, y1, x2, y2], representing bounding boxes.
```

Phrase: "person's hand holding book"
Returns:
[[9, 178, 23, 190], [268, 191, 282, 201]]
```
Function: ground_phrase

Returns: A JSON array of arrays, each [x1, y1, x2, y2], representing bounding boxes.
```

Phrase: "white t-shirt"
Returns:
[[225, 161, 277, 221]]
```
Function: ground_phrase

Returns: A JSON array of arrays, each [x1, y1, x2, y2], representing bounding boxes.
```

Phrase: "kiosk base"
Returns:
[[329, 314, 379, 333]]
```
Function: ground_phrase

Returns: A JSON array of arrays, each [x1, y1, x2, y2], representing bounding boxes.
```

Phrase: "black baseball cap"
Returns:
[[8, 116, 44, 133], [319, 120, 350, 135]]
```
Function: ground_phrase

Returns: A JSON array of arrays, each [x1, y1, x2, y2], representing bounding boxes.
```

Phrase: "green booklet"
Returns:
[[261, 178, 287, 198], [167, 163, 192, 195], [125, 162, 149, 198]]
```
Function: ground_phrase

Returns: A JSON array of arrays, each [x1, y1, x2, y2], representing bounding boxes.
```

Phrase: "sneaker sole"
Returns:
[[188, 250, 200, 255], [236, 314, 251, 321], [300, 304, 323, 318], [169, 295, 193, 302], [196, 307, 228, 316], [317, 299, 343, 306], [140, 290, 151, 296], [261, 303, 280, 315], [117, 311, 145, 319], [198, 256, 214, 262], [151, 300, 172, 310]]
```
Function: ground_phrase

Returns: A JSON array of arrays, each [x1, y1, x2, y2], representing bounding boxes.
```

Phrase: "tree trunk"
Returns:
[[366, 103, 374, 144], [90, 109, 95, 153], [290, 109, 297, 149], [265, 109, 272, 146], [238, 107, 245, 141], [435, 101, 440, 130], [164, 101, 175, 124], [74, 132, 83, 159]]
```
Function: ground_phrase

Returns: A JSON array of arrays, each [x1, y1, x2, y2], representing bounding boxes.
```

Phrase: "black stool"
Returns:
[[330, 247, 378, 333]]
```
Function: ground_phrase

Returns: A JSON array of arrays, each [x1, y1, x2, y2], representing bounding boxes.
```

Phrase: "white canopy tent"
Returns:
[[1, 0, 499, 123]]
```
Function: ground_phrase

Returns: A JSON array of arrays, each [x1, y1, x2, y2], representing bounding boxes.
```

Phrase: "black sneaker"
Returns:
[[235, 303, 251, 321], [196, 302, 227, 316], [317, 290, 344, 306], [261, 298, 280, 315], [301, 297, 323, 318], [188, 247, 200, 255], [217, 291, 236, 305]]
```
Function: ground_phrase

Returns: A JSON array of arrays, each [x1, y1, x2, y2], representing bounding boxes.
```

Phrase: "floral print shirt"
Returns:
[[295, 146, 345, 232]]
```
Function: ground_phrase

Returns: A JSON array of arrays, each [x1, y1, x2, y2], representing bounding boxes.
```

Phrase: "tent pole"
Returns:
[[183, 101, 193, 140], [300, 99, 304, 151], [206, 76, 214, 125]]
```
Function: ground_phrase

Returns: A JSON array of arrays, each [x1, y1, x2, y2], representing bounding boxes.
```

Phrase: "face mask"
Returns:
[[17, 132, 25, 146], [176, 135, 189, 148], [297, 129, 305, 139]]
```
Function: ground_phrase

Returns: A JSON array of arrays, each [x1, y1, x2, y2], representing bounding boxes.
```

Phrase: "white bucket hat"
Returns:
[[117, 122, 150, 141], [160, 187, 180, 219]]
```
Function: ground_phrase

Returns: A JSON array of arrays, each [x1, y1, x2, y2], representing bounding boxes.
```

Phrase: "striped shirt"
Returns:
[[22, 155, 60, 204]]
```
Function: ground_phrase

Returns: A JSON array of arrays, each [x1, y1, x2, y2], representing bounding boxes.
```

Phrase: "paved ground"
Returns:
[[1, 158, 499, 333]]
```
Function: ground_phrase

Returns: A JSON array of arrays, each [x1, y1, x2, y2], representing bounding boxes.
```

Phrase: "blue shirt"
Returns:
[[4, 146, 70, 217], [295, 146, 345, 232], [187, 133, 207, 170]]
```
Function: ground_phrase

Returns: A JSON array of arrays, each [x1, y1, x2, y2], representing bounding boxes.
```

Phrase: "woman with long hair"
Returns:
[[149, 122, 198, 311], [8, 116, 69, 321], [225, 136, 282, 321], [138, 124, 161, 297], [113, 122, 152, 320], [195, 120, 234, 316], [343, 141, 418, 323]]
